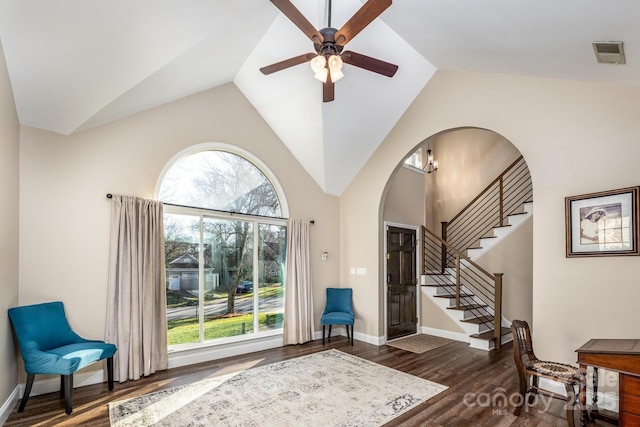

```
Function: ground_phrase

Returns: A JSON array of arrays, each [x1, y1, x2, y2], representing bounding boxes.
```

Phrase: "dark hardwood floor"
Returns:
[[5, 337, 614, 426]]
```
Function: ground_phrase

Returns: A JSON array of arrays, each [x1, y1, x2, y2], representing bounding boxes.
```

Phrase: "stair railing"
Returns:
[[440, 155, 532, 264], [422, 226, 503, 349]]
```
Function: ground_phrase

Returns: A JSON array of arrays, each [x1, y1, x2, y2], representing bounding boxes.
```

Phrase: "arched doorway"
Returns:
[[382, 128, 533, 344]]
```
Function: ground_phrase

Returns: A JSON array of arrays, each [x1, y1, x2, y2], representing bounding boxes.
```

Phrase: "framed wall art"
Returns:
[[565, 186, 640, 257]]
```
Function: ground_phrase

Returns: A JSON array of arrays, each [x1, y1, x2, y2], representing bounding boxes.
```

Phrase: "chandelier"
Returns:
[[426, 148, 438, 174]]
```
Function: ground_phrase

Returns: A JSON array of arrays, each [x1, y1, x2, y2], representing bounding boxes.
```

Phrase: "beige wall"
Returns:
[[425, 128, 522, 233], [341, 70, 640, 364], [383, 165, 425, 226], [18, 83, 340, 377], [0, 38, 20, 408], [476, 218, 533, 325]]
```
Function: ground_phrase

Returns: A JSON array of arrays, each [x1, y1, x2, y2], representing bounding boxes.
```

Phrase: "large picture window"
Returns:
[[159, 147, 287, 348]]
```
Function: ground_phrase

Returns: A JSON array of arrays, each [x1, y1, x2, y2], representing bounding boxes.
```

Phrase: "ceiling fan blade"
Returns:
[[342, 50, 398, 77], [335, 0, 392, 46], [270, 0, 324, 44], [323, 78, 335, 102], [260, 53, 317, 75]]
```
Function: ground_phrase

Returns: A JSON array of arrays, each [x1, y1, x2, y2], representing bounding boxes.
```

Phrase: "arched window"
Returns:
[[158, 145, 287, 349], [159, 150, 282, 217]]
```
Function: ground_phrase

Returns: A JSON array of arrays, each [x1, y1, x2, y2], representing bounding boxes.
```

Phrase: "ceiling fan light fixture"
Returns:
[[310, 55, 328, 82], [314, 68, 328, 82], [328, 55, 344, 82], [310, 55, 327, 74]]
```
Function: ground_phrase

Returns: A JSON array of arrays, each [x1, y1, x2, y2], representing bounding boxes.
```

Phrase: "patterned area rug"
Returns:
[[109, 349, 447, 427], [386, 334, 455, 354]]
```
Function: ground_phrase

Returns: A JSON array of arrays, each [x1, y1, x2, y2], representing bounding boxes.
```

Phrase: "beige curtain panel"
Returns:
[[106, 195, 168, 382], [283, 218, 314, 345]]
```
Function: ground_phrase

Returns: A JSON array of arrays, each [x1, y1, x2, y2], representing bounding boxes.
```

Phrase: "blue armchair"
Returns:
[[320, 288, 354, 346], [8, 301, 117, 414]]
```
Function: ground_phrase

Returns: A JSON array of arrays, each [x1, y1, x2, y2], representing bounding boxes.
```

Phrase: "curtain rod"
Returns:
[[106, 194, 314, 223]]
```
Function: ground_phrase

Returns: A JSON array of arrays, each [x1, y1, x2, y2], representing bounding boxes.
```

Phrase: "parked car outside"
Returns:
[[236, 281, 253, 294]]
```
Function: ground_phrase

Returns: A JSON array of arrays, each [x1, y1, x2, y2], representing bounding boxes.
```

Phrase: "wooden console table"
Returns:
[[576, 339, 640, 427]]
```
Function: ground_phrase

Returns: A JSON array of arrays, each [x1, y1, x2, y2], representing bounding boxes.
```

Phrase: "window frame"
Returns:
[[156, 143, 289, 352]]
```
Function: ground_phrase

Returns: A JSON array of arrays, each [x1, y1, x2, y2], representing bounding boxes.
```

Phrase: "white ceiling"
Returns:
[[1, 0, 639, 195]]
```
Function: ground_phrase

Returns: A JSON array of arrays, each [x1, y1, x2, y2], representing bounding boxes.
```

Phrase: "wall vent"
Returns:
[[592, 41, 626, 64]]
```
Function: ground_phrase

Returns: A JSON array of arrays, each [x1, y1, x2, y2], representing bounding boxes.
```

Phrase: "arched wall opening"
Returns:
[[380, 127, 533, 341]]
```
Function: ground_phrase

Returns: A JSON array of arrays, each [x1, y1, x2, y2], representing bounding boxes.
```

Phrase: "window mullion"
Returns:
[[199, 215, 205, 343], [253, 221, 259, 334]]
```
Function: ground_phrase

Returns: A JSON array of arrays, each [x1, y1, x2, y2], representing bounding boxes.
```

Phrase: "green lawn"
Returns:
[[167, 312, 283, 345]]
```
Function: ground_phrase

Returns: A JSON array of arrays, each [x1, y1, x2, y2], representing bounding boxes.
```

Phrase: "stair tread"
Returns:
[[461, 315, 494, 324], [421, 283, 455, 287], [433, 293, 474, 298], [469, 327, 511, 340], [508, 211, 528, 216], [446, 304, 487, 310]]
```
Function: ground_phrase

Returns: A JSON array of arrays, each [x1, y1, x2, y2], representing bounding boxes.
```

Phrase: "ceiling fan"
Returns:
[[260, 0, 398, 102]]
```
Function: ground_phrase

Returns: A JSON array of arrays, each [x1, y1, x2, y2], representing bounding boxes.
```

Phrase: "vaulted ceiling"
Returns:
[[1, 0, 639, 195]]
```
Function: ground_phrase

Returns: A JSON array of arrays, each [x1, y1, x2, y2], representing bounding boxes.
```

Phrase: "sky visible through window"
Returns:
[[159, 150, 281, 217]]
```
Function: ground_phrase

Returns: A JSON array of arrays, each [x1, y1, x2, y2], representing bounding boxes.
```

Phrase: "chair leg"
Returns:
[[328, 325, 332, 342], [107, 357, 114, 390], [345, 324, 350, 342], [63, 374, 73, 414], [18, 374, 35, 412], [322, 325, 326, 345], [564, 383, 576, 427], [350, 325, 354, 346], [513, 371, 527, 416], [528, 375, 539, 404]]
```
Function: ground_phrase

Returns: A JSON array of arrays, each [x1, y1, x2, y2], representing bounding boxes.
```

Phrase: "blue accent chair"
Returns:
[[8, 301, 117, 414], [321, 288, 354, 346]]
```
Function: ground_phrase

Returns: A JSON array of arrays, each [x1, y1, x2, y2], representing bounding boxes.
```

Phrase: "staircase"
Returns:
[[421, 156, 532, 351]]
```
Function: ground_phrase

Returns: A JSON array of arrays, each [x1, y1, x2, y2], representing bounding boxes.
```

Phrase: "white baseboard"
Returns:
[[14, 368, 107, 399], [314, 327, 383, 346], [420, 326, 470, 344], [0, 386, 20, 425]]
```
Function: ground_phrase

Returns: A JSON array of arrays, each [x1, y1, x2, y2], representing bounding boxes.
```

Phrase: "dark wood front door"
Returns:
[[386, 226, 417, 340]]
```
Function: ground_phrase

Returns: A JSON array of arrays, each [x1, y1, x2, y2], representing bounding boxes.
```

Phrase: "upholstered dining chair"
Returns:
[[8, 301, 117, 414], [321, 287, 354, 346], [511, 320, 584, 427]]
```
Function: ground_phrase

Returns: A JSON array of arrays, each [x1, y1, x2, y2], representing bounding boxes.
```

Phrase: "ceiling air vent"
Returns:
[[592, 41, 626, 64]]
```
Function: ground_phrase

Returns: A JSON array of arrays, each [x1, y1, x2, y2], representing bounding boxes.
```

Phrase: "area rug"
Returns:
[[386, 334, 455, 354], [109, 349, 447, 427]]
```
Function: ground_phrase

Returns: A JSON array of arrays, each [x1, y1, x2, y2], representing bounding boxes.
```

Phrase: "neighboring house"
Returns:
[[167, 253, 217, 292], [3, 35, 640, 422]]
